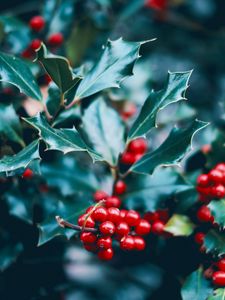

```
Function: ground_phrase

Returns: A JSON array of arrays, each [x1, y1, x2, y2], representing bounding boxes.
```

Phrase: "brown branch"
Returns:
[[55, 216, 97, 232]]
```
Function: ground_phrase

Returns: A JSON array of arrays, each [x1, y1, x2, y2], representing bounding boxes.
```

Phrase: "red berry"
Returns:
[[83, 243, 97, 252], [120, 152, 136, 165], [144, 211, 159, 223], [194, 232, 205, 245], [116, 221, 130, 236], [97, 236, 112, 249], [44, 74, 52, 85], [121, 103, 137, 120], [105, 196, 121, 208], [151, 221, 164, 235], [157, 209, 169, 223], [80, 232, 97, 244], [99, 221, 115, 236], [196, 186, 211, 196], [86, 206, 94, 214], [215, 163, 225, 172], [94, 190, 108, 202], [120, 235, 135, 250], [92, 207, 108, 222], [120, 209, 128, 219], [135, 219, 151, 235], [209, 169, 223, 184], [201, 144, 211, 154], [198, 194, 210, 203], [114, 180, 127, 195], [107, 207, 121, 224], [134, 236, 146, 251], [218, 259, 225, 272], [29, 15, 45, 31], [145, 0, 167, 10], [210, 184, 225, 198], [134, 153, 144, 162], [30, 39, 42, 51], [125, 210, 140, 226], [128, 138, 148, 154], [212, 271, 225, 286], [21, 48, 33, 59], [98, 248, 113, 260], [48, 33, 64, 47], [196, 206, 212, 223], [23, 168, 33, 179], [78, 214, 95, 228], [197, 174, 209, 187]]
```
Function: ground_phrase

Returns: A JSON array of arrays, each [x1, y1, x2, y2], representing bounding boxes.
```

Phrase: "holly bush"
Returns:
[[1, 0, 225, 299]]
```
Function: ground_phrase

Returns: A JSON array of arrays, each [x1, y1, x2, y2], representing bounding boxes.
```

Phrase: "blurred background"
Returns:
[[0, 0, 225, 299]]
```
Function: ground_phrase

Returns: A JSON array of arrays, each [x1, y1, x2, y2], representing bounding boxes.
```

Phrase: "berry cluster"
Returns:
[[203, 258, 225, 287], [143, 209, 169, 235], [22, 15, 64, 59], [120, 138, 148, 165], [78, 204, 151, 260]]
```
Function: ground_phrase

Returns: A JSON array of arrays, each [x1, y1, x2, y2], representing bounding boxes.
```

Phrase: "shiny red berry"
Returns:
[[194, 232, 205, 245], [78, 214, 95, 228], [209, 169, 223, 184], [212, 271, 225, 286], [30, 39, 42, 51], [134, 236, 146, 251], [197, 206, 213, 223], [98, 248, 113, 260], [120, 209, 128, 219], [85, 206, 94, 214], [99, 221, 115, 236], [120, 151, 136, 165], [151, 221, 165, 235], [48, 33, 64, 47], [29, 16, 45, 31], [105, 196, 121, 208], [120, 235, 135, 250], [94, 190, 108, 202], [114, 180, 127, 195], [135, 219, 151, 235], [218, 259, 225, 272], [97, 236, 112, 249], [145, 0, 167, 10], [80, 232, 97, 244], [107, 207, 121, 224], [23, 168, 33, 179], [125, 210, 140, 226], [92, 207, 108, 222], [197, 174, 209, 187], [128, 138, 148, 154], [144, 211, 159, 223], [121, 103, 137, 120], [116, 221, 130, 236], [215, 163, 225, 172], [211, 184, 225, 198]]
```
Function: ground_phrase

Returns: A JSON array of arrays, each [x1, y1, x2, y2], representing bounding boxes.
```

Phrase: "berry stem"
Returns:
[[55, 216, 97, 232]]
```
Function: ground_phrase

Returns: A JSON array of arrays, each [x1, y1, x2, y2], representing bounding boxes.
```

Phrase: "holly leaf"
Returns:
[[0, 104, 24, 147], [204, 230, 225, 256], [0, 52, 42, 100], [24, 113, 102, 162], [41, 156, 99, 196], [208, 289, 225, 300], [82, 99, 125, 165], [36, 43, 81, 93], [38, 196, 88, 246], [181, 267, 213, 300], [0, 140, 40, 175], [75, 38, 149, 99], [122, 168, 192, 211], [164, 214, 195, 236], [0, 242, 23, 271], [127, 71, 192, 141], [130, 120, 208, 175], [208, 200, 225, 229]]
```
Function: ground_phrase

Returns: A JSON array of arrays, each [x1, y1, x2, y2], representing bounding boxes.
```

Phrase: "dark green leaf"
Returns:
[[0, 242, 23, 271], [204, 230, 225, 256], [164, 214, 195, 236], [208, 200, 225, 229], [38, 196, 88, 246], [45, 83, 61, 116], [24, 113, 102, 162], [128, 71, 192, 140], [0, 140, 40, 175], [122, 168, 192, 211], [208, 289, 225, 300], [0, 52, 42, 100], [130, 120, 208, 175], [36, 43, 81, 93], [181, 267, 213, 300], [41, 156, 99, 196], [175, 188, 198, 213], [75, 38, 149, 99], [0, 104, 24, 146], [82, 99, 125, 165]]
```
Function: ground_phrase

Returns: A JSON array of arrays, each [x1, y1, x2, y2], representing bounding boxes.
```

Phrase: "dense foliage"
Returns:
[[0, 0, 225, 299]]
